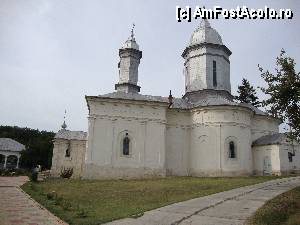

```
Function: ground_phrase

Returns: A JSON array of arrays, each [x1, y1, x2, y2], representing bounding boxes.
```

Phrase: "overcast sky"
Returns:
[[0, 0, 299, 132]]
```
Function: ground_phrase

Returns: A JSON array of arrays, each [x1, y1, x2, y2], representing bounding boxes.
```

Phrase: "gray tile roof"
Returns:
[[98, 92, 169, 103], [94, 91, 267, 116], [252, 133, 290, 146], [0, 138, 25, 152], [239, 103, 266, 115], [55, 129, 87, 141]]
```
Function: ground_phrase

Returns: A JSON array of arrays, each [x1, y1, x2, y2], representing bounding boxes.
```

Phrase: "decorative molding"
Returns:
[[91, 114, 167, 124]]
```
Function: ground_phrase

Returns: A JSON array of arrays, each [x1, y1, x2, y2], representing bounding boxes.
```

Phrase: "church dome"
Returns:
[[121, 25, 139, 50], [189, 19, 223, 46], [122, 38, 139, 50]]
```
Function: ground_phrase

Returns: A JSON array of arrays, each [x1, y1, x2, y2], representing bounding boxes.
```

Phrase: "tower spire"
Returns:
[[61, 110, 67, 130], [115, 24, 142, 94]]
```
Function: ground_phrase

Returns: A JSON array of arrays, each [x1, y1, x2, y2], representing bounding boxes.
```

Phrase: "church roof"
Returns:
[[0, 138, 25, 152], [252, 133, 291, 146], [239, 103, 266, 116], [94, 91, 268, 116], [97, 92, 169, 104], [55, 129, 87, 141], [189, 19, 223, 46]]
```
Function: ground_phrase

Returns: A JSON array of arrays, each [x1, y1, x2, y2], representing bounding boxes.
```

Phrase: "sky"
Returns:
[[0, 0, 299, 132]]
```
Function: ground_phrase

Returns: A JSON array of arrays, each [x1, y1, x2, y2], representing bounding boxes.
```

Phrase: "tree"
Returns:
[[235, 78, 261, 107], [259, 49, 300, 142]]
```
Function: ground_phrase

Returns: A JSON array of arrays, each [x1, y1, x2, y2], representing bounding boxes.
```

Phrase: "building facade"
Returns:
[[51, 20, 299, 179]]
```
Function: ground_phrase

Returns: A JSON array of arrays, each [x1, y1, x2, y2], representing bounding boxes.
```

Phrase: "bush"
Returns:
[[46, 191, 57, 200], [30, 172, 38, 182], [0, 168, 30, 177], [60, 167, 73, 179]]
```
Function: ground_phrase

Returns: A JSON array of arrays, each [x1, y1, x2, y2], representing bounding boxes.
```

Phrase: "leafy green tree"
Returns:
[[235, 78, 261, 107], [259, 49, 300, 141], [0, 126, 55, 169]]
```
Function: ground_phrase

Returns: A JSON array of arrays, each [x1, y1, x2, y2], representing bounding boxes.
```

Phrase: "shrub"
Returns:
[[30, 172, 38, 182], [60, 167, 73, 179], [46, 191, 57, 200], [0, 168, 31, 177]]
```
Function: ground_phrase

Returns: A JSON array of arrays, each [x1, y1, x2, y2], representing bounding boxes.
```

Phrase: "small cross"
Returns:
[[131, 23, 135, 38]]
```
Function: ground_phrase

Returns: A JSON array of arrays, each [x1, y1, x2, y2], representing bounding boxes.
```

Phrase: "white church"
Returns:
[[51, 20, 300, 179]]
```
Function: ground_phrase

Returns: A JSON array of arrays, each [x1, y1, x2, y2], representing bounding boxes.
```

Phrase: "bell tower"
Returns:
[[182, 19, 232, 95], [115, 24, 142, 93]]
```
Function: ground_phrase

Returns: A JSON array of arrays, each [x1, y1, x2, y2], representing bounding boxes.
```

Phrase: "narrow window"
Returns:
[[213, 60, 217, 87], [229, 141, 236, 158], [65, 143, 71, 157], [123, 133, 130, 156], [288, 152, 293, 162]]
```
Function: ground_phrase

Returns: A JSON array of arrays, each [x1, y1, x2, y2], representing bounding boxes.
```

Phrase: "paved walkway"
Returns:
[[0, 176, 67, 225], [105, 176, 300, 225]]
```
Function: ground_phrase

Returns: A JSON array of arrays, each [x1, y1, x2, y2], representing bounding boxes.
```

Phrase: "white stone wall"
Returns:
[[253, 143, 300, 175], [83, 98, 168, 179], [188, 106, 253, 176], [279, 143, 300, 174], [51, 139, 86, 178], [80, 96, 284, 179], [165, 110, 190, 176], [252, 145, 280, 175]]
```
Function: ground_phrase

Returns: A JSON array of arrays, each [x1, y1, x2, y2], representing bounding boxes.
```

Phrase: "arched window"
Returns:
[[229, 141, 236, 158], [122, 133, 130, 156], [65, 142, 71, 157]]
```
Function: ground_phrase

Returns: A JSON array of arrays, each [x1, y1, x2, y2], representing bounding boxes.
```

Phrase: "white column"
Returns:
[[4, 155, 7, 169], [16, 156, 20, 169]]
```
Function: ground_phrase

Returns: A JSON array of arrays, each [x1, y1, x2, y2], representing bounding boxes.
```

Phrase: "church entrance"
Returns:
[[263, 156, 272, 175]]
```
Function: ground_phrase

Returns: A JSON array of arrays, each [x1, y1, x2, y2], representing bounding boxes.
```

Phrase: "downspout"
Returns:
[[219, 124, 222, 175]]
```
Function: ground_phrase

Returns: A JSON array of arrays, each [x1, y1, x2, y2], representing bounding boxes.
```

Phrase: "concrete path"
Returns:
[[105, 176, 300, 225], [0, 176, 67, 225]]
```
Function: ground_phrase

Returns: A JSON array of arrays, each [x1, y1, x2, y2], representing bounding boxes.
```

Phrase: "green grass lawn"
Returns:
[[246, 186, 300, 225], [22, 176, 279, 225]]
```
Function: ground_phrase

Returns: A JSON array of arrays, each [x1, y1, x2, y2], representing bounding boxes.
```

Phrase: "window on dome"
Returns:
[[213, 60, 217, 87]]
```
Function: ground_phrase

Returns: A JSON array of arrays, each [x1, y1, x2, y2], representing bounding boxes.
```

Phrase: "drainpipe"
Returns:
[[219, 124, 222, 175]]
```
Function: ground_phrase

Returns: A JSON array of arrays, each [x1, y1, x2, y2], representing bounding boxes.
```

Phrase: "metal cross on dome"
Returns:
[[131, 23, 135, 39], [61, 109, 67, 129]]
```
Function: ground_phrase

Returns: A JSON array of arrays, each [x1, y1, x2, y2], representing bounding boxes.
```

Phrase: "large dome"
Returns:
[[189, 19, 223, 46]]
